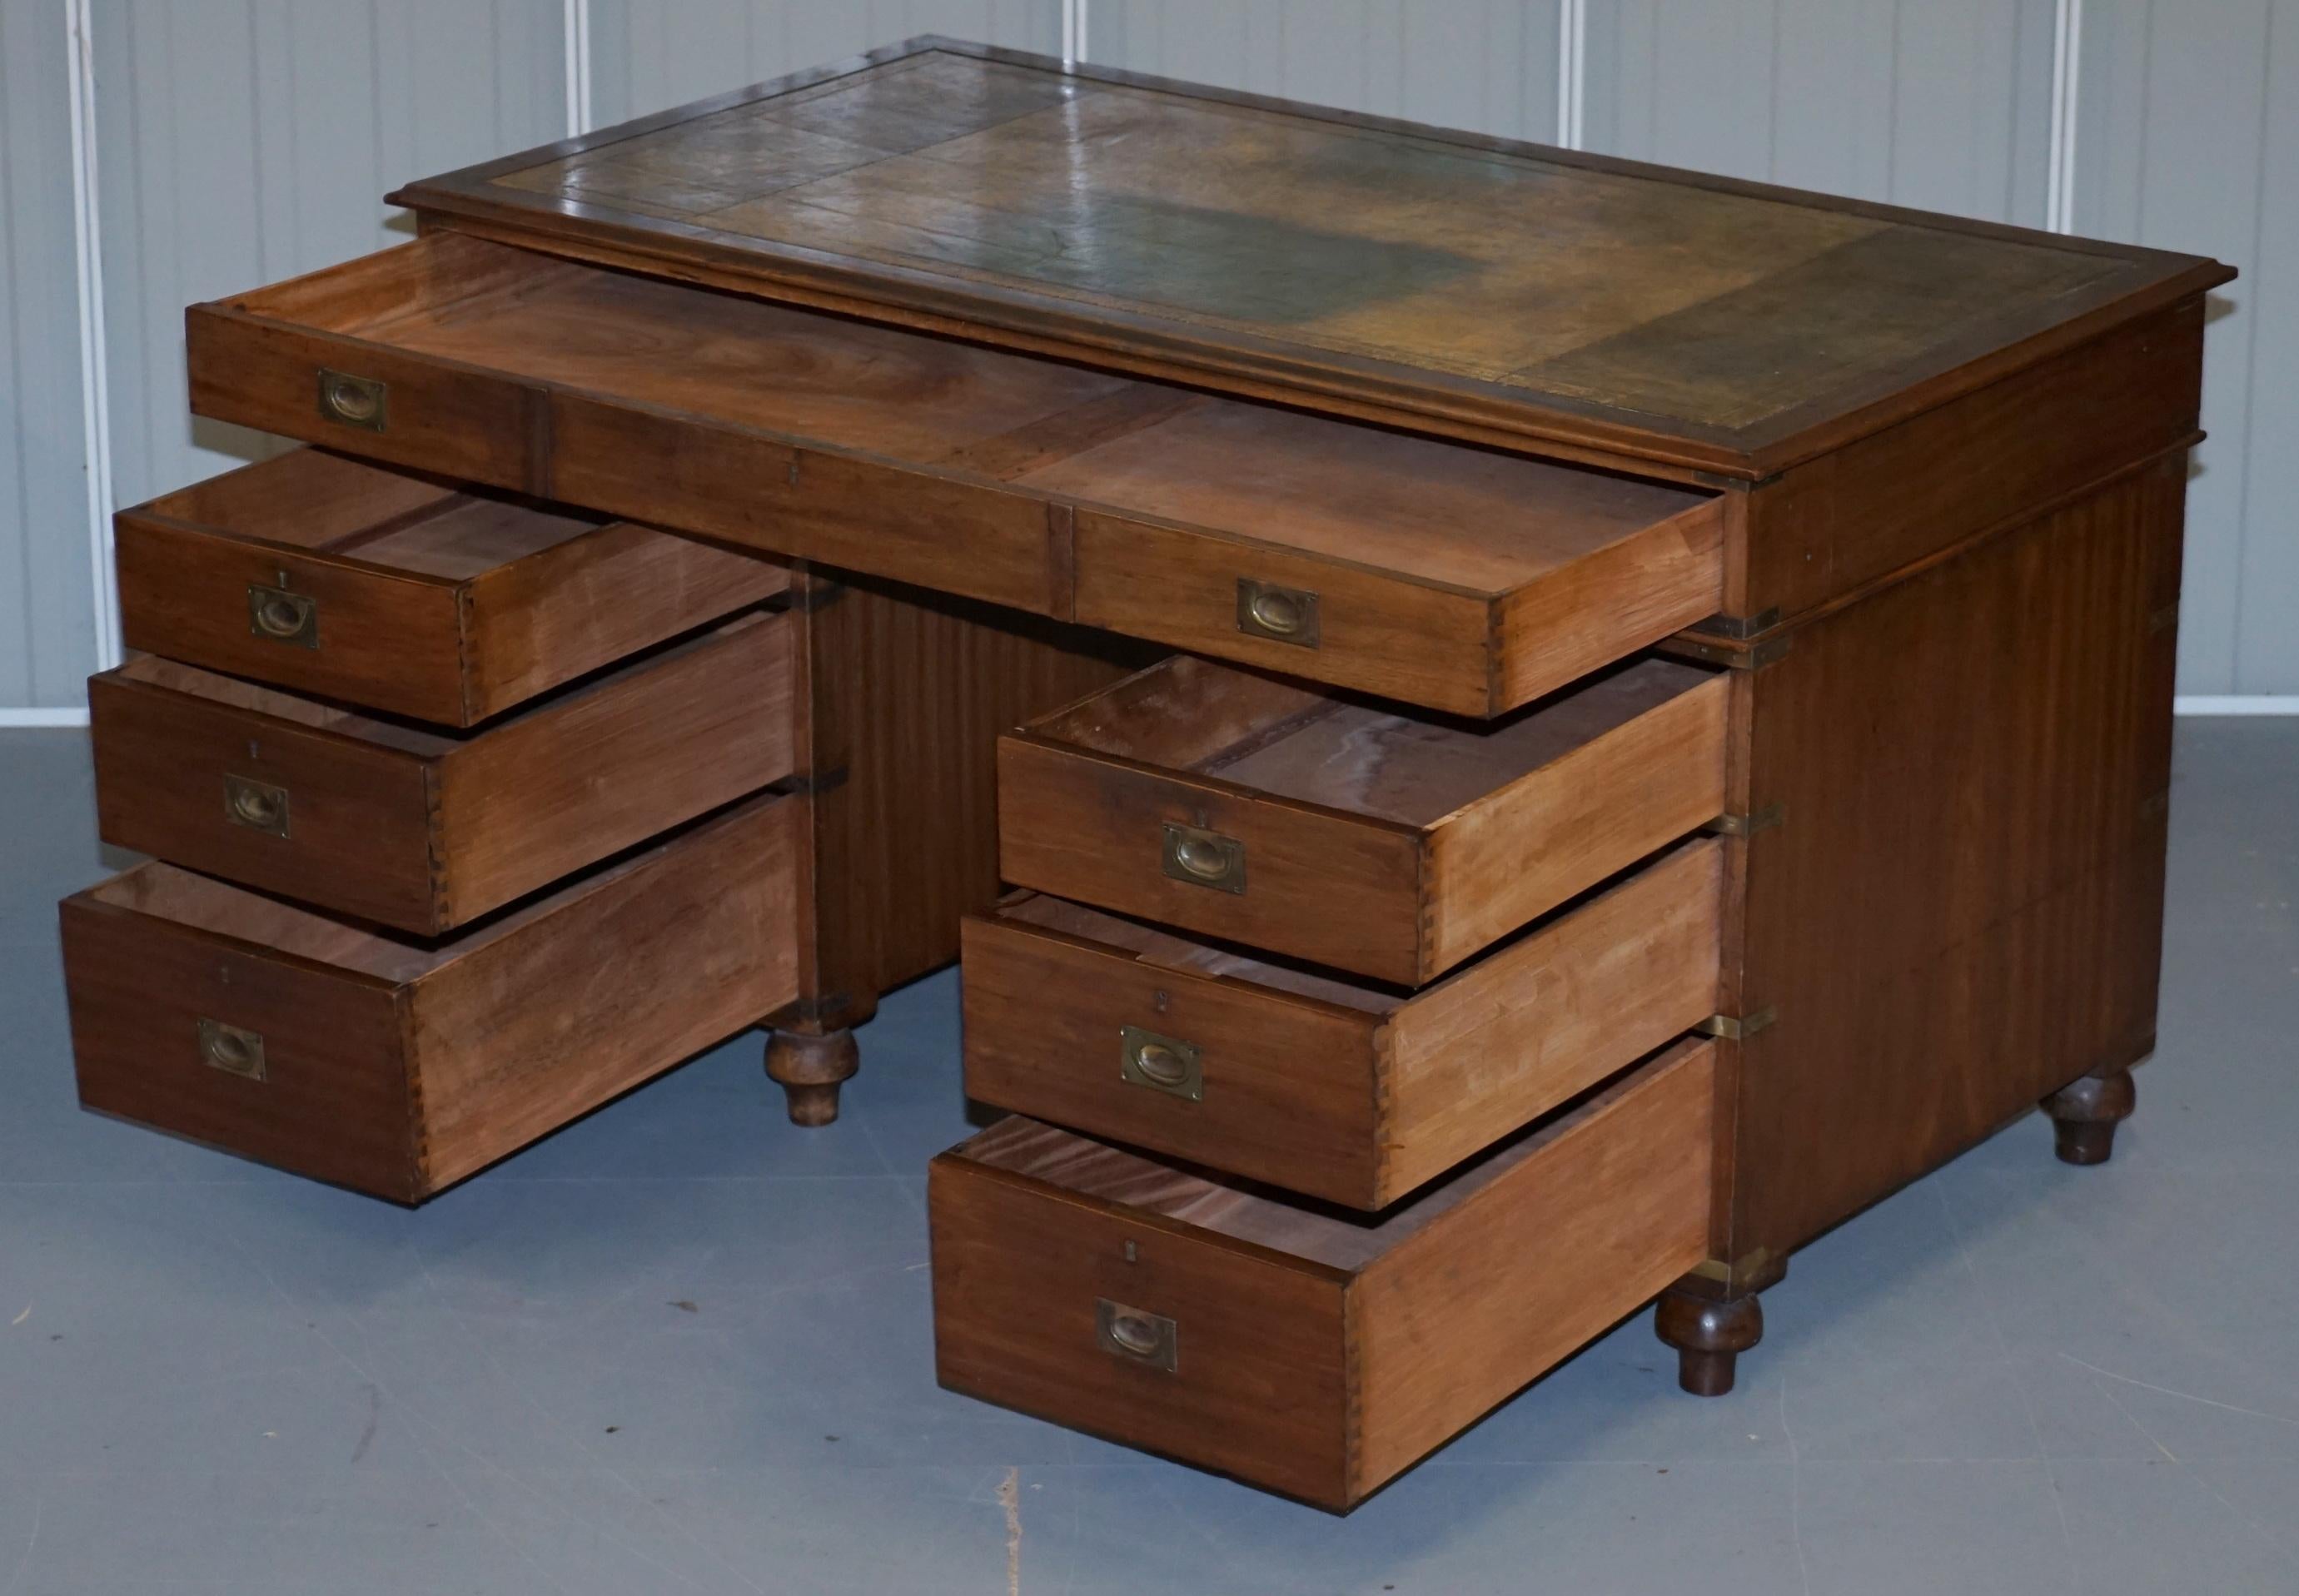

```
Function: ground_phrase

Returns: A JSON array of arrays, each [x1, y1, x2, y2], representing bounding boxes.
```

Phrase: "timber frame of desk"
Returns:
[[62, 39, 2229, 1508]]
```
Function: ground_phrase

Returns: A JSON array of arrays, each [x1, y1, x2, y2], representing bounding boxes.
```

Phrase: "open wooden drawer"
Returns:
[[963, 839, 1724, 1208], [114, 448, 786, 726], [931, 1037, 1716, 1511], [91, 610, 792, 933], [996, 653, 1729, 986], [61, 794, 799, 1202], [187, 233, 1724, 714]]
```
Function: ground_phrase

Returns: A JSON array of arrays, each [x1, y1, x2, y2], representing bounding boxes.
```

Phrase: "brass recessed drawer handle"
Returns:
[[197, 1018, 267, 1082], [1161, 822, 1245, 894], [246, 584, 318, 648], [224, 773, 290, 838], [1096, 1297, 1177, 1372], [1120, 1025, 1203, 1101], [316, 368, 387, 430], [1236, 578, 1319, 647]]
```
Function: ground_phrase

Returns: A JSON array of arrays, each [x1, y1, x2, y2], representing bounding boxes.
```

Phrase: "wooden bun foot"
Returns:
[[764, 1028, 859, 1126], [2043, 1068, 2136, 1166], [1654, 1288, 1764, 1397]]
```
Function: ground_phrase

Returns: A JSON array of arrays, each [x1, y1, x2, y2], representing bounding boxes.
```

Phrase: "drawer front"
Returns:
[[188, 311, 536, 490], [117, 510, 468, 720], [961, 902, 1386, 1206], [90, 668, 440, 930], [963, 840, 1725, 1208], [61, 889, 417, 1199], [997, 656, 1729, 986], [60, 794, 801, 1202], [996, 734, 1425, 981], [930, 1155, 1354, 1507], [91, 610, 795, 932], [1069, 513, 1496, 715], [932, 1040, 1717, 1509], [1069, 500, 1728, 719], [114, 449, 788, 726], [189, 236, 1734, 708]]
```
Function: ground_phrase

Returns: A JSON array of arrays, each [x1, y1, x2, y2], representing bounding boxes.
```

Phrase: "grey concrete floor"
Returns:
[[0, 720, 2294, 1595]]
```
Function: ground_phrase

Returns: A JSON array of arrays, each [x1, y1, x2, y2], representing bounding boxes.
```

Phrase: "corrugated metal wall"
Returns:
[[2, 1, 2291, 713]]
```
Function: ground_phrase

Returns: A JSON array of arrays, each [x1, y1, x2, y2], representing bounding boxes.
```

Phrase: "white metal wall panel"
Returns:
[[588, 1, 1063, 127], [1, 0, 97, 707]]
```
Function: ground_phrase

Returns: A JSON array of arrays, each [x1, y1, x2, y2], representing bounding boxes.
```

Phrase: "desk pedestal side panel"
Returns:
[[1719, 455, 2186, 1280]]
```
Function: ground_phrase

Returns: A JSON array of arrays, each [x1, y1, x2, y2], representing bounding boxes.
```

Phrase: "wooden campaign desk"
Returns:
[[62, 40, 2228, 1509]]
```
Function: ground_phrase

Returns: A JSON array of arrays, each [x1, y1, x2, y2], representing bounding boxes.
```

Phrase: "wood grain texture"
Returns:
[[114, 448, 787, 724], [61, 795, 801, 1201], [429, 609, 793, 922], [959, 895, 1396, 1207], [784, 569, 1155, 1029], [1734, 296, 2209, 623], [90, 610, 793, 933], [90, 659, 443, 931], [410, 794, 802, 1189], [1725, 458, 2185, 1265], [962, 838, 1721, 1208], [930, 1038, 1716, 1510], [62, 871, 417, 1198], [1347, 1038, 1715, 1497], [931, 1144, 1355, 1505], [1421, 667, 1729, 974], [392, 40, 2230, 477], [1043, 405, 1723, 713], [1379, 838, 1725, 1197], [188, 232, 1731, 709], [997, 654, 1727, 985]]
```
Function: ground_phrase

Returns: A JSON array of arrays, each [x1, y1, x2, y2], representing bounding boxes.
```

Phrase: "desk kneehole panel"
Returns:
[[60, 794, 801, 1202], [963, 838, 1724, 1209], [995, 653, 1729, 987], [930, 1038, 1717, 1511], [113, 448, 787, 727], [90, 609, 793, 934]]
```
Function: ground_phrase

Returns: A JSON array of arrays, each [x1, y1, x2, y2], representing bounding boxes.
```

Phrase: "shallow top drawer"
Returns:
[[117, 449, 786, 726], [998, 653, 1729, 986], [189, 234, 1724, 713]]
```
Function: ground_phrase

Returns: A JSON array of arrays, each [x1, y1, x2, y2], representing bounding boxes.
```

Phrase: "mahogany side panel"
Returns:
[[1729, 457, 2185, 1263]]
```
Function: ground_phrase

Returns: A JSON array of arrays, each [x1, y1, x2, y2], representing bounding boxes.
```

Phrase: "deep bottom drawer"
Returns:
[[930, 1038, 1716, 1510], [60, 793, 799, 1201]]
